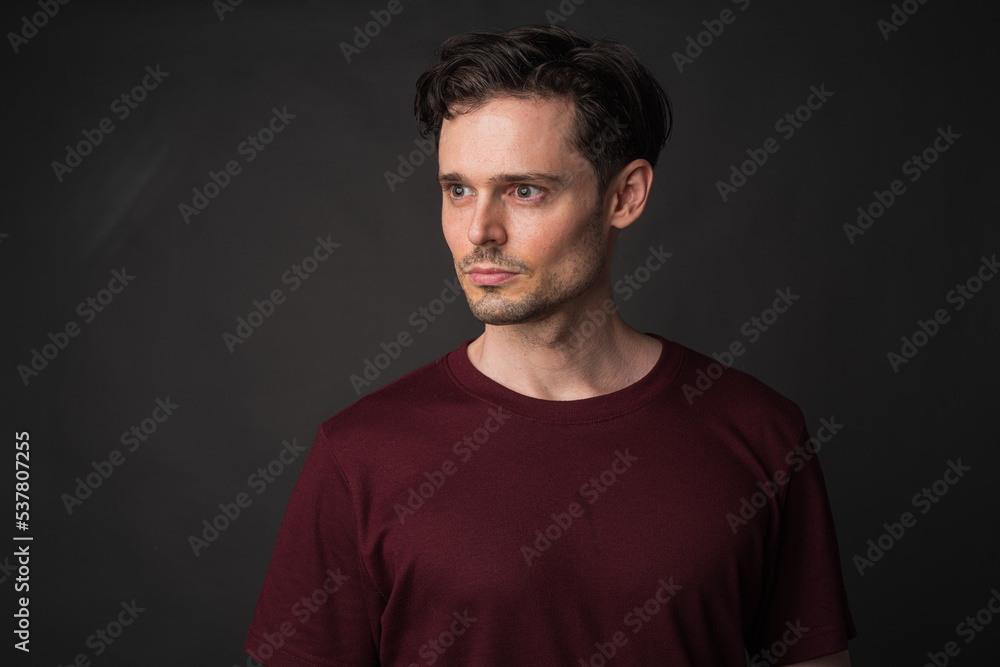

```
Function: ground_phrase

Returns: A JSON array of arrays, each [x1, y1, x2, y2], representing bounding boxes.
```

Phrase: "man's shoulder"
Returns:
[[315, 344, 466, 453], [672, 341, 806, 443]]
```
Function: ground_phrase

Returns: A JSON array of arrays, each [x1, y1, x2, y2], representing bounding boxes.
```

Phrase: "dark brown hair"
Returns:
[[413, 24, 672, 199]]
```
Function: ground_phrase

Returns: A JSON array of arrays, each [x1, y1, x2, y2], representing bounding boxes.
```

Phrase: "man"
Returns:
[[245, 25, 856, 666]]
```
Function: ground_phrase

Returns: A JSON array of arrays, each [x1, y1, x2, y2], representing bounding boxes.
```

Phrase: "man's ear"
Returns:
[[606, 159, 654, 231]]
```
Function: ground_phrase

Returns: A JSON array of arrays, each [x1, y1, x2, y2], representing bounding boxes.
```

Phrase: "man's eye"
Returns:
[[514, 184, 542, 199], [448, 184, 470, 198]]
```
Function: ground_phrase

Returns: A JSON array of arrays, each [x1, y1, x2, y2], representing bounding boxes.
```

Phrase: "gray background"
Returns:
[[3, 0, 999, 664]]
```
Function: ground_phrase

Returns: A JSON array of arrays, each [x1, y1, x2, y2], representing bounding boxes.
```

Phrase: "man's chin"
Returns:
[[468, 300, 524, 325], [467, 297, 555, 326]]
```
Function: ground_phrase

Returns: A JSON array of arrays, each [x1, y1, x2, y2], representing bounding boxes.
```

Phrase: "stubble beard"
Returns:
[[460, 204, 608, 326]]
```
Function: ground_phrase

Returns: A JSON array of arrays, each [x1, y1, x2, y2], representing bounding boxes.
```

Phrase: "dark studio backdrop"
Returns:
[[2, 0, 998, 664]]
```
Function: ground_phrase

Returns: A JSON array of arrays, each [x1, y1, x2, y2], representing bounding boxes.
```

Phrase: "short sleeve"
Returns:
[[745, 425, 858, 665], [244, 424, 382, 667]]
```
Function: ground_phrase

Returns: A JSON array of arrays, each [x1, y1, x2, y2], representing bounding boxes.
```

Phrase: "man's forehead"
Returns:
[[438, 95, 585, 177]]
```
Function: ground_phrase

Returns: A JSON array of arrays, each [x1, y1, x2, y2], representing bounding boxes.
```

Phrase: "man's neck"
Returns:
[[466, 311, 662, 401]]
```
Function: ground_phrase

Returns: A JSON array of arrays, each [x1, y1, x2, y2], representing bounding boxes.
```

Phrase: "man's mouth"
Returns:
[[466, 266, 520, 286]]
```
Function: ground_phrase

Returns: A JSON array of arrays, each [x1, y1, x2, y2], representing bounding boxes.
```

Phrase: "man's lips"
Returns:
[[466, 267, 520, 286]]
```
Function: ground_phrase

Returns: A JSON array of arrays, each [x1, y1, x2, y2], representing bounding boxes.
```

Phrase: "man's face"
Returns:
[[437, 95, 611, 326]]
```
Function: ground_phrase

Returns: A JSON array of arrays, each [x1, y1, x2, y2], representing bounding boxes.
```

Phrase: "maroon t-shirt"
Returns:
[[245, 334, 856, 666]]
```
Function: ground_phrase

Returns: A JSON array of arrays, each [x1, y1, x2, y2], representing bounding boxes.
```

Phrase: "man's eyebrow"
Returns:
[[437, 171, 568, 187]]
